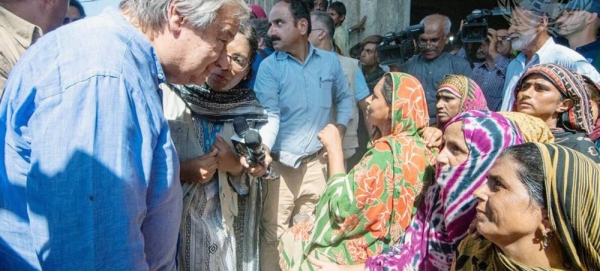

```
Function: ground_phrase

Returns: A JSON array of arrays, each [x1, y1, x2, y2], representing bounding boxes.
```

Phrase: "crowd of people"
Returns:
[[0, 0, 599, 270]]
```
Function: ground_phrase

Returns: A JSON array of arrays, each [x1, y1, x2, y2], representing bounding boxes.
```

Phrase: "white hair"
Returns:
[[420, 14, 451, 36], [119, 0, 250, 32]]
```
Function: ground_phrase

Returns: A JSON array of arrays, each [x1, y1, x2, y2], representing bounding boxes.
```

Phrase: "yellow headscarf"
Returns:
[[500, 112, 554, 143]]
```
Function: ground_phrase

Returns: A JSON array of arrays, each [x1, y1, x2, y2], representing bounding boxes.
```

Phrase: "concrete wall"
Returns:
[[248, 0, 411, 52]]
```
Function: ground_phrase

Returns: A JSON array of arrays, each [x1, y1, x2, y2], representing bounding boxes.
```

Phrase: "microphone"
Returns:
[[233, 116, 249, 138], [244, 129, 266, 167], [230, 116, 275, 178], [231, 116, 249, 156]]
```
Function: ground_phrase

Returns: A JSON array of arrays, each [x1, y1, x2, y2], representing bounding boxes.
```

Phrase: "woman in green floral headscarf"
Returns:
[[278, 72, 437, 270]]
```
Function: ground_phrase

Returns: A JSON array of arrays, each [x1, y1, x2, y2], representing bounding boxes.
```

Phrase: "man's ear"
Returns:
[[556, 98, 574, 113], [586, 12, 598, 25], [167, 0, 186, 36], [298, 18, 309, 35], [340, 15, 346, 23]]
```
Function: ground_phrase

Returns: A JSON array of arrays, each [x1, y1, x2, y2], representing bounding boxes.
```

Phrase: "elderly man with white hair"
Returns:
[[396, 14, 472, 125], [0, 0, 249, 270], [499, 0, 600, 111]]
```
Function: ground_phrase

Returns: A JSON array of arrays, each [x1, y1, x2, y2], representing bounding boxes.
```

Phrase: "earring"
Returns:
[[542, 231, 550, 249]]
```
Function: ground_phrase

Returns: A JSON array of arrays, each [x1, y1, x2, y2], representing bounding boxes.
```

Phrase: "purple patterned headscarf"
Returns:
[[365, 110, 524, 270]]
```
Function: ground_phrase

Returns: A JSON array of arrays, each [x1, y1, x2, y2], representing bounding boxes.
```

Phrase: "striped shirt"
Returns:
[[471, 55, 511, 111]]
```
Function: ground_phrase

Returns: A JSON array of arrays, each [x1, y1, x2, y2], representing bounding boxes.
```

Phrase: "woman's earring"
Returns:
[[542, 231, 550, 249]]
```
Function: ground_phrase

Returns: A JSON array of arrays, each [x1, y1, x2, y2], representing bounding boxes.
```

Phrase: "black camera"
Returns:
[[460, 7, 510, 43], [377, 23, 424, 66]]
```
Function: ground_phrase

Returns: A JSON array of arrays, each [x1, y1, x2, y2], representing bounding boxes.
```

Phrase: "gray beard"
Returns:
[[511, 29, 538, 51]]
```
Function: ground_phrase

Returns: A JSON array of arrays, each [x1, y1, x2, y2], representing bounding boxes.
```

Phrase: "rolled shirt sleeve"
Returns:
[[331, 58, 354, 128], [252, 57, 280, 150], [354, 68, 371, 102]]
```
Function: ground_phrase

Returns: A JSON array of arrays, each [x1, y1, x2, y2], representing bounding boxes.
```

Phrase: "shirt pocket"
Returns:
[[319, 77, 333, 108]]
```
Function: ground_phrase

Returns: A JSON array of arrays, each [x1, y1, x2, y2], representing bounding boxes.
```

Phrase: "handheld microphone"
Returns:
[[244, 130, 266, 167], [233, 116, 249, 138], [231, 116, 250, 156]]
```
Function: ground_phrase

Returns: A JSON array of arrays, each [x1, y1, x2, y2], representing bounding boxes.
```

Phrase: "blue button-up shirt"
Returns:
[[471, 55, 511, 111], [0, 8, 181, 270], [254, 44, 354, 168], [500, 37, 600, 111]]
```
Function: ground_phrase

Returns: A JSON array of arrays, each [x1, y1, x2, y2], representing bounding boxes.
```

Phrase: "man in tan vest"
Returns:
[[0, 0, 69, 95], [308, 10, 371, 168]]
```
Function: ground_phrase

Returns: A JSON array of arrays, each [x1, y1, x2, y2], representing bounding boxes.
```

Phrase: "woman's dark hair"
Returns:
[[328, 1, 346, 17], [249, 18, 273, 50], [282, 0, 312, 36], [69, 0, 86, 17], [237, 23, 259, 87], [499, 143, 546, 208], [300, 0, 314, 11], [360, 35, 384, 50], [381, 73, 393, 106]]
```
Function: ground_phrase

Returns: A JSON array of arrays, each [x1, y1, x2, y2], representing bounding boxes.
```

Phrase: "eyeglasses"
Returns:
[[497, 36, 511, 41], [227, 54, 250, 71], [417, 38, 442, 49], [312, 28, 327, 34]]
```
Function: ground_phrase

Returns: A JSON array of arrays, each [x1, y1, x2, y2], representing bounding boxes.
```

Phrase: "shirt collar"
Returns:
[[0, 5, 42, 49], [274, 42, 320, 64], [533, 37, 555, 63]]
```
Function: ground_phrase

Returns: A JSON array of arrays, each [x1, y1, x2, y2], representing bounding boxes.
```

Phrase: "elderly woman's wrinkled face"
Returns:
[[435, 90, 461, 126], [473, 155, 544, 247], [207, 32, 251, 91], [366, 79, 391, 128], [515, 74, 570, 127], [437, 121, 469, 168]]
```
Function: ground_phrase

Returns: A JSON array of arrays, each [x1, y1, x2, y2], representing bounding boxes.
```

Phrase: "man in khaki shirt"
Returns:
[[0, 0, 68, 95]]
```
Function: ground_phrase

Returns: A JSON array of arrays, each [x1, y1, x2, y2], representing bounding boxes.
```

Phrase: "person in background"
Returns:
[[309, 11, 370, 169], [0, 0, 249, 269], [499, 0, 600, 111], [435, 74, 488, 128], [314, 0, 327, 11], [360, 35, 386, 92], [454, 143, 600, 270], [0, 0, 68, 95], [248, 3, 267, 19], [513, 63, 600, 162], [328, 1, 349, 55], [253, 0, 354, 269], [281, 73, 436, 270], [246, 18, 274, 88], [471, 28, 511, 111], [396, 14, 472, 125], [556, 0, 600, 70], [495, 29, 514, 59], [63, 0, 85, 25]]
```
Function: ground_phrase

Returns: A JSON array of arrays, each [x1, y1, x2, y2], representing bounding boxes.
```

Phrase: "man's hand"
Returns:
[[213, 134, 243, 176], [180, 149, 218, 183], [239, 145, 272, 177], [486, 28, 499, 60]]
